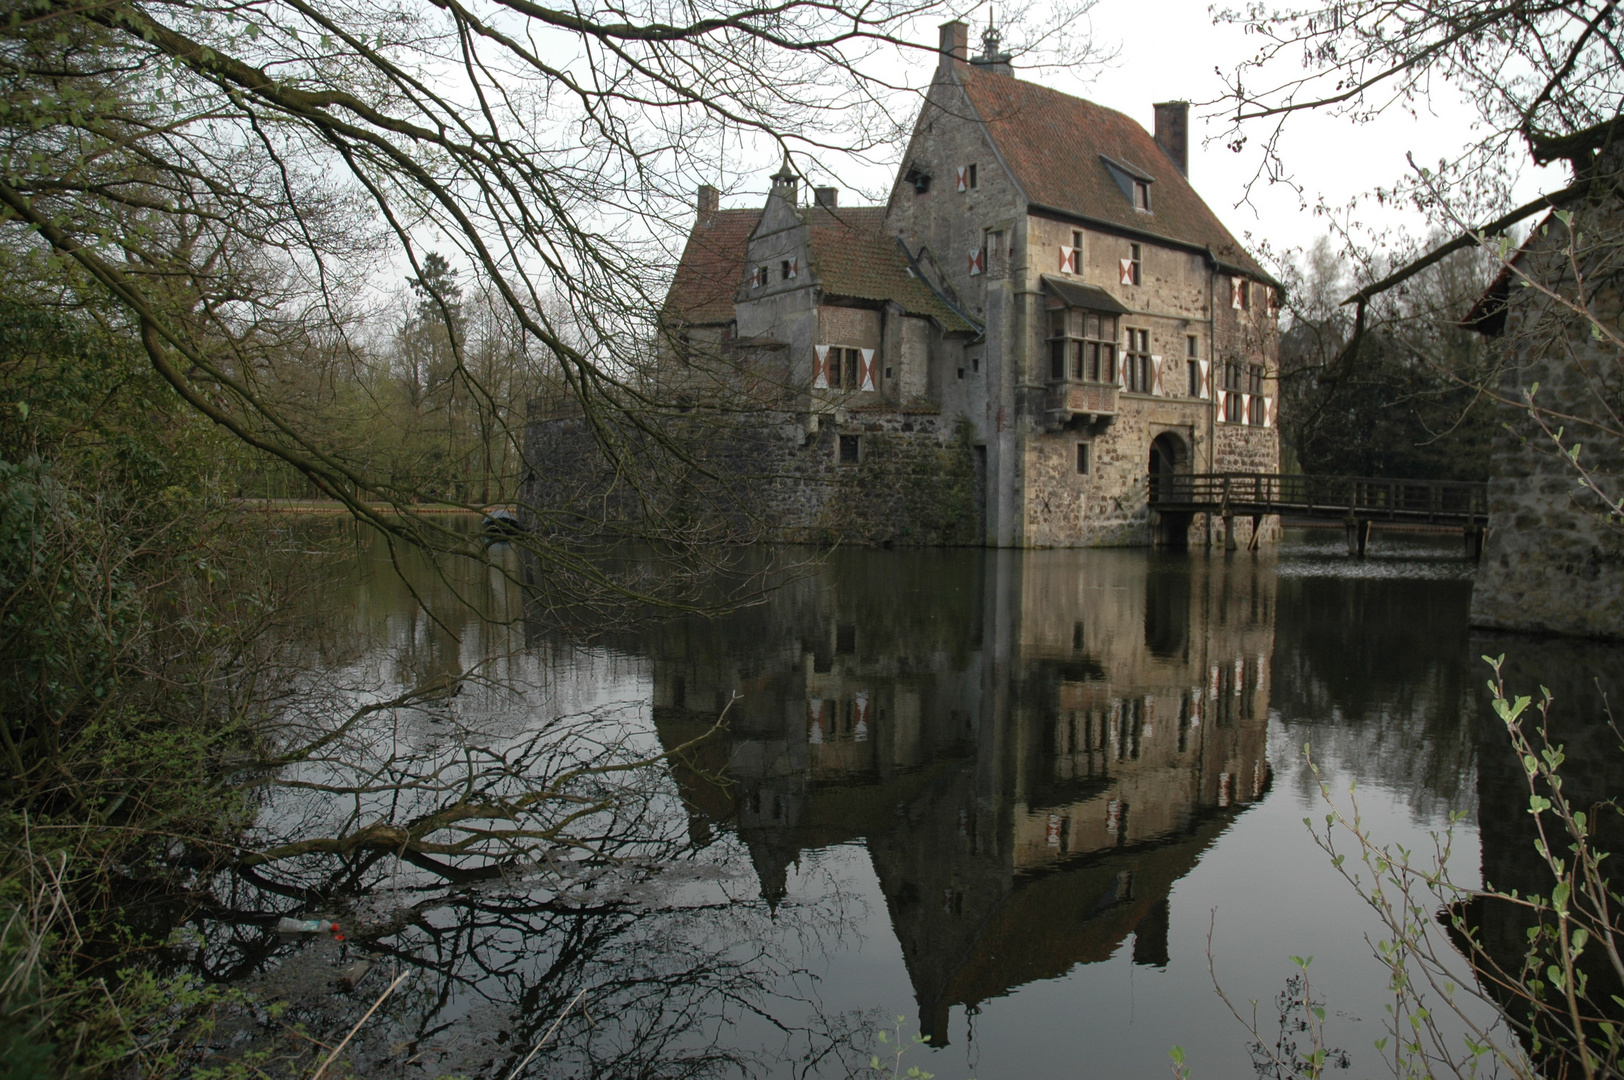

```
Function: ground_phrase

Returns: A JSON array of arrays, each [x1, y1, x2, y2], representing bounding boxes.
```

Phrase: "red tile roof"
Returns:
[[806, 205, 975, 331], [958, 67, 1267, 279], [664, 202, 974, 333], [664, 207, 760, 326]]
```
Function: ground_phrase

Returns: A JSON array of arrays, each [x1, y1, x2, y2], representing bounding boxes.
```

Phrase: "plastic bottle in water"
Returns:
[[276, 917, 338, 934]]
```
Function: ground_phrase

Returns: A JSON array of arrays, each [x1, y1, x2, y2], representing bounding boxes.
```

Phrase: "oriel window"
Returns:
[[1048, 309, 1118, 382]]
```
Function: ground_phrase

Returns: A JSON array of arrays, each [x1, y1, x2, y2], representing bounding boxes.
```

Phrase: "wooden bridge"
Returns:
[[1150, 472, 1490, 556]]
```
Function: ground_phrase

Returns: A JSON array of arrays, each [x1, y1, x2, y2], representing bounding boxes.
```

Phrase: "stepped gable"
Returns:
[[958, 66, 1268, 281], [805, 204, 975, 331], [664, 206, 760, 326]]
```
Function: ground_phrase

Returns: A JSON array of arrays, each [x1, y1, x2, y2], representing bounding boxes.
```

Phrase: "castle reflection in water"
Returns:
[[637, 549, 1274, 1044]]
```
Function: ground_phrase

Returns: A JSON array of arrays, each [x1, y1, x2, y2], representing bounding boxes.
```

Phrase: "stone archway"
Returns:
[[1148, 431, 1192, 549]]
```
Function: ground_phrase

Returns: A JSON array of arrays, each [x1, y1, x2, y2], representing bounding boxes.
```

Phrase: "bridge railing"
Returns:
[[1154, 473, 1489, 522]]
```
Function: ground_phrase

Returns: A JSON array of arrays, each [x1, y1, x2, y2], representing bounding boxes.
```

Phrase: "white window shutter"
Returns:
[[813, 345, 830, 389], [968, 249, 982, 276], [1216, 388, 1227, 418], [1120, 258, 1134, 285], [1059, 246, 1071, 273], [789, 257, 799, 279], [1199, 359, 1211, 399], [956, 166, 968, 192], [1240, 392, 1252, 424], [1262, 397, 1274, 428], [859, 348, 877, 391], [1231, 277, 1244, 309], [1151, 356, 1164, 396]]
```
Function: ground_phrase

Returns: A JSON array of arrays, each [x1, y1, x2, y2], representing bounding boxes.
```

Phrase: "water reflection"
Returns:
[[200, 525, 1624, 1080], [592, 549, 1275, 1046]]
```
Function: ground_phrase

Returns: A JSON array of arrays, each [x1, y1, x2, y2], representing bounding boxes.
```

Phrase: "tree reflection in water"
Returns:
[[179, 528, 1308, 1078]]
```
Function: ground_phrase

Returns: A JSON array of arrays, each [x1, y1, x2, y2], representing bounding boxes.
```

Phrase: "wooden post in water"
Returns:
[[1345, 517, 1371, 557]]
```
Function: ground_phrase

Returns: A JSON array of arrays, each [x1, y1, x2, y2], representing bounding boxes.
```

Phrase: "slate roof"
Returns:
[[1041, 275, 1129, 314], [957, 66, 1269, 281], [664, 207, 760, 326], [804, 205, 976, 332]]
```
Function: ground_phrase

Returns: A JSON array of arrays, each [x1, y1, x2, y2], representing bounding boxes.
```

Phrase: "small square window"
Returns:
[[1076, 442, 1091, 474], [781, 259, 792, 281], [957, 367, 965, 379], [839, 434, 860, 463], [885, 366, 893, 380], [972, 357, 979, 372], [1072, 229, 1083, 250], [968, 163, 978, 189]]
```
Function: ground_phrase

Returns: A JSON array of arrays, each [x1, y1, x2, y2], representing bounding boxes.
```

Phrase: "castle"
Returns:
[[545, 19, 1283, 549]]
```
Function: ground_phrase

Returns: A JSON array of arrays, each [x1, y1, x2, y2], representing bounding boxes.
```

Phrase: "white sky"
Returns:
[[716, 0, 1563, 275]]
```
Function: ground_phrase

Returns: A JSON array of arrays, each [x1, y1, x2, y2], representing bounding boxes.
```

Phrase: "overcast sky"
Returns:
[[718, 0, 1560, 273]]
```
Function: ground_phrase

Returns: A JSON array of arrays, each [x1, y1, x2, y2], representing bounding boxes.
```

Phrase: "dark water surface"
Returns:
[[209, 526, 1624, 1079]]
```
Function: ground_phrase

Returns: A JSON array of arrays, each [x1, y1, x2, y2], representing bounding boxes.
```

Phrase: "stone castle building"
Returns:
[[650, 19, 1282, 548]]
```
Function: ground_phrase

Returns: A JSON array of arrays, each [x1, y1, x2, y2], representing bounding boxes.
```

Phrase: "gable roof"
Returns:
[[804, 205, 976, 332], [664, 207, 760, 326], [955, 66, 1269, 281]]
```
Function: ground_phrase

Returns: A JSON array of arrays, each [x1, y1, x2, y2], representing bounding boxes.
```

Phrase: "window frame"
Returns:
[[1048, 308, 1119, 383], [1124, 327, 1151, 393], [968, 163, 979, 189], [1186, 336, 1200, 397], [1133, 180, 1151, 211], [838, 433, 861, 464], [1076, 442, 1091, 475], [1128, 243, 1142, 286]]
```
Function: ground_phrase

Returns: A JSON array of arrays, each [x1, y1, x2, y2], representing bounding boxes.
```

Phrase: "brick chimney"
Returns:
[[814, 186, 838, 209], [1153, 101, 1189, 176], [939, 21, 968, 69], [697, 183, 719, 217]]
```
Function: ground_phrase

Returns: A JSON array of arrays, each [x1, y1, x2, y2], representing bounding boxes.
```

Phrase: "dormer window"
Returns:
[[1100, 155, 1155, 213]]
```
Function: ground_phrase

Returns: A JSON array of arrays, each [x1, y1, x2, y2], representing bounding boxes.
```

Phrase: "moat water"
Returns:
[[201, 525, 1624, 1079]]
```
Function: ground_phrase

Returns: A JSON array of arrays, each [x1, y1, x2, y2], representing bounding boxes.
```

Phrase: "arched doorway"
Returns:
[[1148, 431, 1188, 504], [1148, 432, 1192, 549]]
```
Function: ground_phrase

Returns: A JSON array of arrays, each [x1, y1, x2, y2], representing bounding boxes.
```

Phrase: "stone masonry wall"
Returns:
[[1471, 201, 1624, 638], [522, 406, 981, 547]]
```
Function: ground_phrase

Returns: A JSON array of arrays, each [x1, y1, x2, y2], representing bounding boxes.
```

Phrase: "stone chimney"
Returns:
[[697, 183, 719, 217], [1153, 101, 1189, 176], [814, 186, 838, 209], [939, 21, 968, 69]]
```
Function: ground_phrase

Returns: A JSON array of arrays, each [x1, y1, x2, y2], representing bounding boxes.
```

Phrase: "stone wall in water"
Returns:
[[1471, 194, 1624, 639], [521, 406, 982, 547]]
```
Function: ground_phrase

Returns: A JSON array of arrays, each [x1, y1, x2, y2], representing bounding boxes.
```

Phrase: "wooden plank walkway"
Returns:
[[1151, 472, 1489, 555]]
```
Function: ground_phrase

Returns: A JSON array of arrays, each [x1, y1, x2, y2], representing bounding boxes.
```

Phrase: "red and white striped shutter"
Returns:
[[1262, 397, 1274, 428], [1151, 356, 1165, 396], [1216, 388, 1227, 419], [1058, 245, 1069, 273], [1047, 814, 1062, 846], [853, 690, 870, 742], [789, 256, 799, 279], [1233, 657, 1245, 689], [1190, 685, 1204, 723], [1208, 664, 1220, 701], [1240, 392, 1251, 424], [812, 345, 830, 389], [807, 697, 824, 744], [1231, 277, 1244, 309], [1120, 258, 1134, 285], [1219, 772, 1233, 808], [859, 348, 877, 391], [968, 249, 983, 276], [956, 166, 968, 192], [1199, 359, 1211, 399]]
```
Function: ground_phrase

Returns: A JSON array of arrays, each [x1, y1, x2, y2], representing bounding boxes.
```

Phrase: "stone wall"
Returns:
[[522, 406, 982, 547], [1471, 203, 1624, 638]]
